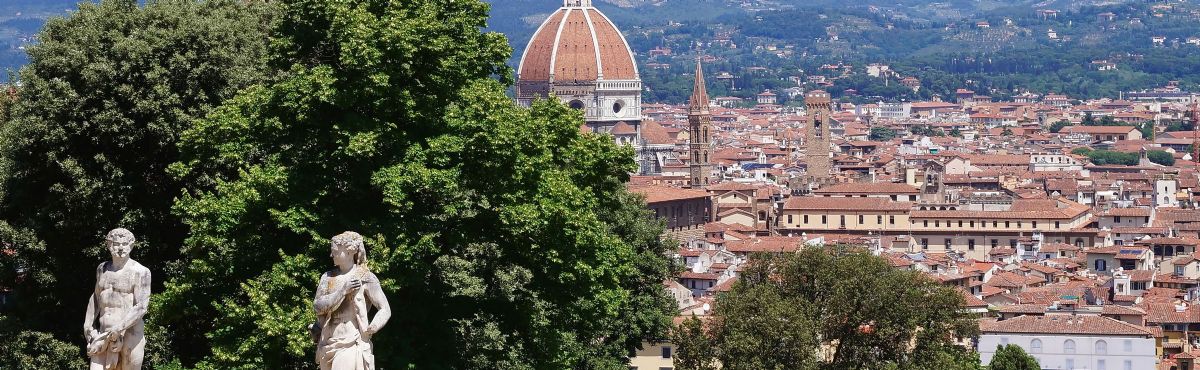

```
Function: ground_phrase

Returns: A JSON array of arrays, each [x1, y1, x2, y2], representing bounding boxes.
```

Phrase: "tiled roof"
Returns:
[[812, 182, 920, 195], [629, 185, 710, 203], [782, 196, 911, 211], [980, 315, 1155, 337]]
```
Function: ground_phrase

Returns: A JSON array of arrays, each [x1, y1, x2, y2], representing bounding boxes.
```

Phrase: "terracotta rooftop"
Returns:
[[517, 6, 638, 83], [980, 315, 1154, 337]]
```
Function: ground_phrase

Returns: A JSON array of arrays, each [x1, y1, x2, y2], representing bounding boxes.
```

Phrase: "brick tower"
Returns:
[[804, 90, 833, 182], [689, 59, 713, 188]]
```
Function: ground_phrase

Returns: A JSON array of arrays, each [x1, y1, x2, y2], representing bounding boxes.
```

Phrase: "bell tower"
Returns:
[[689, 59, 713, 188]]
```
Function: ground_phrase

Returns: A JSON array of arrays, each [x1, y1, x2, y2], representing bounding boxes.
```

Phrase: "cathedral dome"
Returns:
[[516, 0, 639, 83]]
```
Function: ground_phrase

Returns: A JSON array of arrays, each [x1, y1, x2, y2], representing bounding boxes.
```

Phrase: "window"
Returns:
[[991, 239, 999, 248], [1055, 221, 1061, 229], [877, 215, 883, 224], [1095, 340, 1107, 354], [1124, 360, 1132, 370], [1017, 222, 1022, 228], [889, 215, 895, 225], [1064, 339, 1076, 354], [1030, 338, 1042, 353], [993, 221, 998, 228], [1096, 259, 1107, 272], [1065, 358, 1074, 369], [1097, 359, 1106, 370], [821, 215, 827, 224], [1005, 221, 1011, 228], [1032, 221, 1038, 228], [935, 220, 940, 227], [804, 215, 809, 223], [999, 337, 1009, 345], [859, 215, 864, 224], [970, 220, 975, 227], [923, 220, 928, 227], [958, 220, 963, 227], [968, 239, 976, 251], [945, 238, 952, 249], [787, 215, 793, 224], [661, 346, 671, 358], [1010, 239, 1018, 248], [1123, 340, 1132, 352], [1115, 216, 1122, 223], [921, 238, 929, 250]]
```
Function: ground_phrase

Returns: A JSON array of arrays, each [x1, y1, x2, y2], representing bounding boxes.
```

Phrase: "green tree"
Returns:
[[0, 0, 273, 363], [1148, 150, 1175, 166], [1001, 127, 1013, 136], [1070, 147, 1093, 156], [1140, 122, 1155, 140], [987, 344, 1040, 370], [673, 316, 719, 370], [949, 128, 963, 138], [869, 126, 896, 141], [1049, 120, 1072, 133], [698, 248, 979, 370], [159, 0, 675, 368]]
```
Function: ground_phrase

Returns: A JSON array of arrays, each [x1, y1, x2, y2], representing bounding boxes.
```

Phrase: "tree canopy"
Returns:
[[155, 0, 676, 368], [677, 247, 980, 370], [987, 344, 1040, 370], [0, 0, 274, 366]]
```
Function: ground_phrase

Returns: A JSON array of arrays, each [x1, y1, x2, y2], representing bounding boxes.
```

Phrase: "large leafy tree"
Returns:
[[158, 0, 675, 368], [692, 248, 979, 370], [0, 0, 273, 366], [987, 344, 1040, 370]]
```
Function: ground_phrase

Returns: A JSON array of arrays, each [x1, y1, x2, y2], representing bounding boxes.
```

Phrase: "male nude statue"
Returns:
[[83, 228, 151, 370]]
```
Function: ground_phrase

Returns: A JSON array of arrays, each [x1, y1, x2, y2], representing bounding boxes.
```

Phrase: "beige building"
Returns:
[[779, 196, 1099, 260]]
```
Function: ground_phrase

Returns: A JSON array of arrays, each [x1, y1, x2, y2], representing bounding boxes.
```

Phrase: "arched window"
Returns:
[[1030, 339, 1042, 353], [1064, 339, 1076, 354], [1095, 340, 1107, 354], [1095, 259, 1107, 272]]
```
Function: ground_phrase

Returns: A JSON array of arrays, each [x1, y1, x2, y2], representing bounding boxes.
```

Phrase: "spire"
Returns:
[[563, 0, 593, 7], [689, 58, 709, 112]]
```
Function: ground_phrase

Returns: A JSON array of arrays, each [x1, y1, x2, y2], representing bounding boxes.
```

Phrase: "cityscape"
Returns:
[[3, 0, 1200, 369]]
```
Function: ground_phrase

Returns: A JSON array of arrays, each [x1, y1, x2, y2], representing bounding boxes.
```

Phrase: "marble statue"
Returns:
[[83, 228, 151, 370], [313, 231, 391, 370]]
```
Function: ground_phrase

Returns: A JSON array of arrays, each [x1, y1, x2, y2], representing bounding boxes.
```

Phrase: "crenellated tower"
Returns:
[[804, 90, 833, 182]]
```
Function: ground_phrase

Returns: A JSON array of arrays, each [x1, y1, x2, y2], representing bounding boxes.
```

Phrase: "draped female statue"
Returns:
[[312, 231, 391, 370]]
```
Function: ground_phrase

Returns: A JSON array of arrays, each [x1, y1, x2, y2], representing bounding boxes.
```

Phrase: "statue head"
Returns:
[[330, 231, 367, 268], [106, 228, 136, 259]]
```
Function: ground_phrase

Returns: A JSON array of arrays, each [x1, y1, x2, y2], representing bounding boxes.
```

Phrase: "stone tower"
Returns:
[[804, 90, 833, 181], [689, 59, 713, 188]]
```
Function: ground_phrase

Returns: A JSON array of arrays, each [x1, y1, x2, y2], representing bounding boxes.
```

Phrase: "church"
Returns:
[[515, 0, 673, 175]]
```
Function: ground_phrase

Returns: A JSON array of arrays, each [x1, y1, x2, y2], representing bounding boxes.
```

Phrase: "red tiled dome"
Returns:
[[517, 2, 639, 83]]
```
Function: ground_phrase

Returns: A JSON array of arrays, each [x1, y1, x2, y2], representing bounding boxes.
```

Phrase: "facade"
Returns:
[[778, 197, 1099, 260], [631, 185, 712, 231], [979, 315, 1157, 370], [689, 60, 714, 188]]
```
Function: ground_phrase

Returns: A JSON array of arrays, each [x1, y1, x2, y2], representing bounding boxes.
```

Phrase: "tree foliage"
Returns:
[[1049, 120, 1072, 133], [672, 316, 719, 370], [1148, 150, 1175, 166], [691, 248, 980, 370], [157, 0, 675, 368], [869, 126, 896, 141], [0, 0, 273, 362], [987, 344, 1040, 370]]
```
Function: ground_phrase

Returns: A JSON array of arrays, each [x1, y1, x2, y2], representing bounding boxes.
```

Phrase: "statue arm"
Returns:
[[313, 273, 344, 315], [120, 267, 151, 331], [363, 274, 391, 335], [83, 264, 102, 339]]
